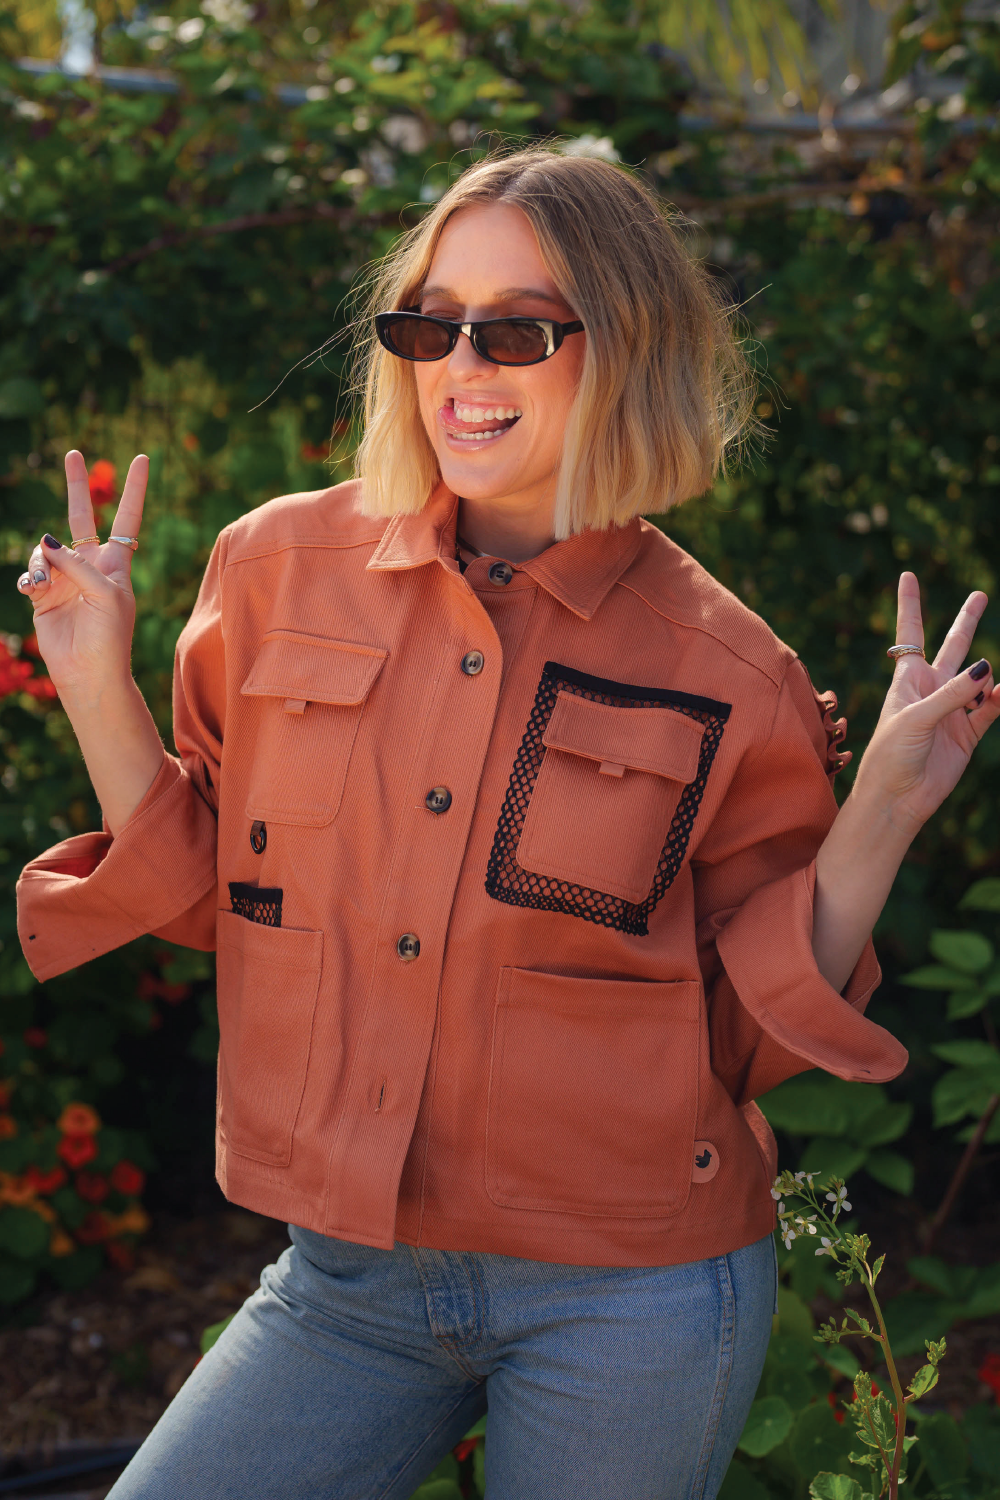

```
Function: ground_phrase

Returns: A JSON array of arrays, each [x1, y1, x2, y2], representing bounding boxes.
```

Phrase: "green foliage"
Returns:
[[759, 1076, 913, 1196]]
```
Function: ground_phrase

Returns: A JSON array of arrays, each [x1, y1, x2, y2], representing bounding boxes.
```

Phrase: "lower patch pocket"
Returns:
[[216, 910, 323, 1167], [485, 967, 702, 1218]]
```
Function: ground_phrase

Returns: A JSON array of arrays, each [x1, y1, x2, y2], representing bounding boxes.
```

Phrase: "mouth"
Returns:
[[439, 398, 522, 446]]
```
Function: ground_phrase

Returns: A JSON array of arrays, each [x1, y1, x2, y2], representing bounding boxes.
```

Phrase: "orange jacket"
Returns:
[[17, 481, 906, 1266]]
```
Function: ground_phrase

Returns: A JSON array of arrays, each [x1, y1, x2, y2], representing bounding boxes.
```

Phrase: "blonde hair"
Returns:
[[353, 145, 756, 538]]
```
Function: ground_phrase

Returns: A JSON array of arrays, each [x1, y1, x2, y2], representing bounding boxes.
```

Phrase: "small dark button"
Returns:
[[461, 650, 484, 676], [250, 820, 267, 854], [488, 561, 513, 586], [425, 786, 452, 814], [397, 933, 420, 962]]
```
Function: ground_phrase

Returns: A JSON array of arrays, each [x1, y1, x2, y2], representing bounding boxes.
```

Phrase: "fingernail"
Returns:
[[975, 691, 985, 705], [42, 534, 62, 550], [32, 570, 46, 584], [970, 658, 991, 680], [17, 574, 31, 589]]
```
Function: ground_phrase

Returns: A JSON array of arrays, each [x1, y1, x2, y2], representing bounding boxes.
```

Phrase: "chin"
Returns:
[[437, 456, 520, 500]]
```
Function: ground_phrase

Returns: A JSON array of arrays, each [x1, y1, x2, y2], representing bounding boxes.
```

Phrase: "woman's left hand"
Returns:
[[856, 571, 1000, 838]]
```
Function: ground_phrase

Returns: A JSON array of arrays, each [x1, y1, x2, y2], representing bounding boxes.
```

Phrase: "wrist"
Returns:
[[58, 672, 140, 719]]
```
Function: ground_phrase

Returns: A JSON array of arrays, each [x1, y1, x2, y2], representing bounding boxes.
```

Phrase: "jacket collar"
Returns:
[[366, 481, 643, 622]]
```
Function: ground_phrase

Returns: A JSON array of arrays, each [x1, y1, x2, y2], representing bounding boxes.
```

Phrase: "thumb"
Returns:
[[39, 535, 117, 603], [917, 658, 993, 726]]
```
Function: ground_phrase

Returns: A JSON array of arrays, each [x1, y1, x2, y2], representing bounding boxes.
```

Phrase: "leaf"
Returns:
[[960, 878, 1000, 911], [919, 1413, 969, 1486], [809, 1476, 865, 1500], [865, 1149, 914, 1196], [906, 1256, 959, 1297], [962, 1403, 1000, 1480], [947, 987, 990, 1020], [932, 1039, 1000, 1081], [789, 1401, 857, 1474], [718, 1460, 772, 1500], [798, 1138, 868, 1181], [899, 963, 979, 991], [819, 1342, 861, 1379], [0, 1206, 49, 1261], [776, 1286, 816, 1346], [737, 1396, 795, 1457], [859, 1101, 913, 1147], [0, 1255, 36, 1305], [0, 376, 44, 418], [200, 1312, 236, 1355], [960, 1263, 1000, 1319], [929, 929, 994, 973], [907, 1362, 939, 1399], [932, 1066, 995, 1127], [882, 1291, 957, 1357]]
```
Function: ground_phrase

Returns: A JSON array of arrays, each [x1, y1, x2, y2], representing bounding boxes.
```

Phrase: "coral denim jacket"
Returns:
[[17, 480, 907, 1267]]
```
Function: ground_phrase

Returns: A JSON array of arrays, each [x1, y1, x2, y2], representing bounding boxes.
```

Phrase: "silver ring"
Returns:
[[108, 534, 139, 551], [887, 644, 925, 660]]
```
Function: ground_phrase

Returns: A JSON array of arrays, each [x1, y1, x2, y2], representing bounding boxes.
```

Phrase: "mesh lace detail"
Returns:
[[485, 662, 731, 936], [229, 882, 283, 926]]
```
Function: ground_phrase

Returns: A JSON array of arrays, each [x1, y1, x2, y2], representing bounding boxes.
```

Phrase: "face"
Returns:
[[410, 202, 586, 520]]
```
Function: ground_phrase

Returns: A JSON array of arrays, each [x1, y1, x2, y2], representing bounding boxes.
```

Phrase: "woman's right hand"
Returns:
[[16, 450, 148, 704]]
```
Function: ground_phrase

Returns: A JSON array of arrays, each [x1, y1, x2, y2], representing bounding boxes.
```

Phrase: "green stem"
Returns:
[[862, 1267, 906, 1499]]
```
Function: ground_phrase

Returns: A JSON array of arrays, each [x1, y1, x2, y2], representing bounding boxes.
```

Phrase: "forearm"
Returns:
[[812, 787, 915, 993], [60, 677, 166, 836]]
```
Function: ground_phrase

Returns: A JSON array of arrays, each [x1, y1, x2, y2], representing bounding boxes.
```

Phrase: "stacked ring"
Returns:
[[109, 534, 139, 551], [887, 644, 926, 660], [71, 535, 100, 546]]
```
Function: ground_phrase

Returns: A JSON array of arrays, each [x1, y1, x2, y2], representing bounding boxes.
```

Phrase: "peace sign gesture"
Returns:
[[859, 572, 1000, 836], [16, 450, 148, 703]]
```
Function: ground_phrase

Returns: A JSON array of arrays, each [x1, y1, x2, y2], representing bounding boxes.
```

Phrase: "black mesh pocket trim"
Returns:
[[229, 882, 283, 927], [484, 661, 731, 936]]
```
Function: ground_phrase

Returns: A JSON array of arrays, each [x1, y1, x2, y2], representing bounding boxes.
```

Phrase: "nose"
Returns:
[[447, 329, 497, 376]]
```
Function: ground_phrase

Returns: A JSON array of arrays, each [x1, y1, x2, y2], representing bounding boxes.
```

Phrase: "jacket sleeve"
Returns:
[[694, 655, 908, 1108], [16, 530, 231, 981]]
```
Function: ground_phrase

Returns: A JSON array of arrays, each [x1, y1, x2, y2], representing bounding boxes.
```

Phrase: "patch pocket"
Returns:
[[216, 909, 323, 1167], [241, 631, 387, 827], [486, 663, 731, 936], [485, 967, 702, 1218]]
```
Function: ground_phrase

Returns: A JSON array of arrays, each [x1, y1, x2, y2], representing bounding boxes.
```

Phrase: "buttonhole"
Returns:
[[375, 1079, 386, 1111], [599, 761, 626, 777], [283, 698, 308, 714]]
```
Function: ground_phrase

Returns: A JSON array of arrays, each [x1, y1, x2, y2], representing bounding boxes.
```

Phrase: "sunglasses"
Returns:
[[375, 309, 585, 367]]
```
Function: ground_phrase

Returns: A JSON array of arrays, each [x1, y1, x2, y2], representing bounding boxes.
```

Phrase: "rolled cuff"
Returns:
[[16, 753, 218, 982], [715, 860, 907, 1090]]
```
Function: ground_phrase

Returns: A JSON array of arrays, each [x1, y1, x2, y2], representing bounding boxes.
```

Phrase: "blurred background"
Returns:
[[1, 0, 1000, 1494]]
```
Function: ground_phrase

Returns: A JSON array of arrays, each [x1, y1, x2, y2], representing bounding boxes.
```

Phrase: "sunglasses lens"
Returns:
[[479, 320, 550, 364], [384, 316, 453, 361]]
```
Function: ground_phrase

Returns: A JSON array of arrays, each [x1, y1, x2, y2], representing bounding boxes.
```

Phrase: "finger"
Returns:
[[107, 455, 148, 559], [16, 571, 34, 595], [40, 534, 116, 602], [24, 543, 52, 592], [914, 656, 992, 727], [932, 590, 989, 676], [894, 572, 925, 654], [967, 681, 1000, 741], [65, 450, 99, 547]]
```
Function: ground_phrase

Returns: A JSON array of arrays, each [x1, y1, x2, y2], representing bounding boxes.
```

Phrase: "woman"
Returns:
[[16, 147, 998, 1499]]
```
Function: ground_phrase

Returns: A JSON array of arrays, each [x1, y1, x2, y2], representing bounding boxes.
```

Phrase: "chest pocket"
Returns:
[[241, 631, 387, 827], [486, 662, 731, 936]]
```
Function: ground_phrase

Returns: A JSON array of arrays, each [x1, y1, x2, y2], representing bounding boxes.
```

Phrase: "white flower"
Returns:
[[771, 1181, 784, 1201], [781, 1225, 797, 1249], [816, 1236, 839, 1257], [826, 1186, 852, 1211]]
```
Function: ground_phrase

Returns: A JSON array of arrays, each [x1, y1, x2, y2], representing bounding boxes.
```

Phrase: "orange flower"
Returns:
[[29, 1199, 56, 1223], [49, 1228, 75, 1257], [110, 1204, 151, 1237], [58, 1102, 101, 1135], [2, 1176, 37, 1206], [88, 459, 117, 509], [58, 1133, 98, 1168], [0, 1116, 17, 1140]]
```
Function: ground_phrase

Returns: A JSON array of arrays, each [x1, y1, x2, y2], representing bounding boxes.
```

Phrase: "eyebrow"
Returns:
[[420, 284, 566, 309]]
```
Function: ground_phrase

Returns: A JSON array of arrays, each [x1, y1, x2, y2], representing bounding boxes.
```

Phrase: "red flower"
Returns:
[[827, 1391, 845, 1425], [58, 1132, 98, 1168], [76, 1171, 110, 1203], [24, 1028, 47, 1048], [76, 1210, 112, 1243], [21, 634, 41, 657], [979, 1353, 1000, 1401], [24, 677, 58, 700], [300, 441, 329, 462], [88, 459, 117, 509], [0, 642, 34, 699], [110, 1160, 145, 1196], [0, 1116, 17, 1141], [452, 1436, 481, 1462], [26, 1164, 67, 1194], [106, 1239, 136, 1270]]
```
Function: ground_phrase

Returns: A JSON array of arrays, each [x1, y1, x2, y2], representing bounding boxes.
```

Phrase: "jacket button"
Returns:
[[397, 933, 420, 962], [488, 561, 513, 586], [249, 820, 267, 854], [425, 786, 452, 814], [461, 650, 484, 675]]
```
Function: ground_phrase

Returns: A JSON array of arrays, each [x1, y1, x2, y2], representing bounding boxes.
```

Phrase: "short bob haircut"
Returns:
[[354, 145, 756, 539]]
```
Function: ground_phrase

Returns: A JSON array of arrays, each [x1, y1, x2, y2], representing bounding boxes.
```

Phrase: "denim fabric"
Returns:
[[107, 1227, 777, 1500]]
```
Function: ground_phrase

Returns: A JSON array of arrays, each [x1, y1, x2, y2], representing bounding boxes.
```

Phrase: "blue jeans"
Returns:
[[107, 1226, 776, 1500]]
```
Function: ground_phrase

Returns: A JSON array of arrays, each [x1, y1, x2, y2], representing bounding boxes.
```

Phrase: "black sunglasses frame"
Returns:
[[375, 310, 585, 366]]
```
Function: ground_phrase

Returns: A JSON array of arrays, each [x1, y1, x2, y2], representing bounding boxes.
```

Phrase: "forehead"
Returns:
[[424, 203, 559, 298]]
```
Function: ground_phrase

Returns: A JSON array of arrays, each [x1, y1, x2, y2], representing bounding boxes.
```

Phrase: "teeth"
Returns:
[[453, 404, 522, 425], [484, 408, 495, 421]]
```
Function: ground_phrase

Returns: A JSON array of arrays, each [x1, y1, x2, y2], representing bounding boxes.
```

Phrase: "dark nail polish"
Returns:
[[970, 658, 991, 680], [32, 570, 46, 584], [43, 534, 62, 550]]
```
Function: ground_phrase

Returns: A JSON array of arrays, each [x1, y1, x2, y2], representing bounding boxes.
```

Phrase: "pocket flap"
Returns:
[[542, 691, 704, 783], [241, 631, 387, 707]]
